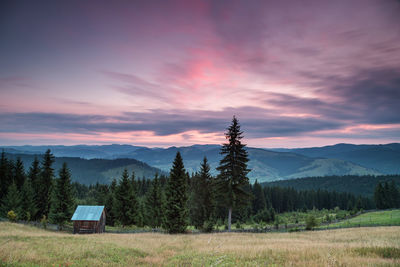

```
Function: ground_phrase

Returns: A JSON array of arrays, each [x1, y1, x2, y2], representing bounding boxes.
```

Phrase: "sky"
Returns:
[[1, 0, 400, 148]]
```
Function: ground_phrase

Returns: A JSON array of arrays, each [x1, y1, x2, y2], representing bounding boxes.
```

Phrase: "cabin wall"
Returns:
[[73, 221, 98, 234]]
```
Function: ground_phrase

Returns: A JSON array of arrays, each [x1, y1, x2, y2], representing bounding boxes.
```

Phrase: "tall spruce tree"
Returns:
[[14, 157, 26, 190], [145, 174, 164, 228], [389, 180, 400, 208], [28, 157, 41, 219], [49, 163, 74, 229], [374, 182, 385, 209], [0, 151, 12, 200], [216, 116, 250, 231], [191, 157, 215, 230], [128, 171, 139, 224], [114, 169, 137, 226], [252, 180, 267, 215], [165, 152, 188, 233], [105, 178, 117, 226], [20, 179, 37, 220], [37, 149, 55, 217]]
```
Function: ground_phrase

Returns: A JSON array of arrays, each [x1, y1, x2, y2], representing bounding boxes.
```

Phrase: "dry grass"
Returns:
[[1, 222, 400, 266]]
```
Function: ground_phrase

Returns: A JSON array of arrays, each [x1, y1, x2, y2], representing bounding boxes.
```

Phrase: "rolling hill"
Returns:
[[273, 143, 400, 174], [1, 144, 385, 183], [4, 153, 164, 185]]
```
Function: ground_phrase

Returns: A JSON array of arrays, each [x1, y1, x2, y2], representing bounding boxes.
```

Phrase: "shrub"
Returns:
[[274, 217, 280, 230], [235, 221, 242, 229], [202, 220, 214, 233], [25, 212, 31, 222], [325, 214, 332, 223], [253, 209, 271, 223], [41, 215, 48, 229], [288, 227, 300, 233], [305, 214, 318, 230], [7, 210, 17, 222]]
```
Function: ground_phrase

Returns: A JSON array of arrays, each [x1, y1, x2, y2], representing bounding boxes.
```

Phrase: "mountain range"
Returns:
[[3, 143, 399, 184], [3, 153, 163, 185]]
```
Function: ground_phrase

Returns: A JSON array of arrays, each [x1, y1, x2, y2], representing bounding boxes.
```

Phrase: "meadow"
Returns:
[[320, 209, 400, 229], [1, 222, 400, 266]]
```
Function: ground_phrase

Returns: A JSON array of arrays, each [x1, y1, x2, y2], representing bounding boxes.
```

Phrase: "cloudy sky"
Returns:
[[1, 0, 400, 148]]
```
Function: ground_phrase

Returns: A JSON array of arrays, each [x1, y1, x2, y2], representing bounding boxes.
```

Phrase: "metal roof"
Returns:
[[71, 205, 105, 221]]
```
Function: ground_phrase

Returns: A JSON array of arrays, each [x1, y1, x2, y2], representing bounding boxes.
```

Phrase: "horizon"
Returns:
[[1, 141, 398, 150], [1, 0, 400, 147]]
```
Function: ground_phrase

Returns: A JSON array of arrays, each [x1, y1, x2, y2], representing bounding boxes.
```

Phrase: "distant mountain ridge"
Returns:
[[4, 153, 164, 185], [3, 143, 396, 183], [272, 143, 400, 174]]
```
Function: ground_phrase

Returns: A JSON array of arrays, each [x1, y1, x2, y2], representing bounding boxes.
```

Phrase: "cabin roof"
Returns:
[[71, 205, 105, 221]]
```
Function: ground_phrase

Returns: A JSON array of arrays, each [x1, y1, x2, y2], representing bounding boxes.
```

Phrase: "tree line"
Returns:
[[0, 150, 74, 228], [374, 181, 400, 209]]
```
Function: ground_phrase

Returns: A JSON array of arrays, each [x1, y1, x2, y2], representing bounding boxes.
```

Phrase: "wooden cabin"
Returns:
[[71, 205, 106, 234]]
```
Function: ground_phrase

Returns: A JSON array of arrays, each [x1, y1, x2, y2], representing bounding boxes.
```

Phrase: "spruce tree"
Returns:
[[2, 182, 21, 218], [374, 182, 384, 209], [114, 169, 136, 226], [383, 182, 392, 209], [165, 152, 188, 233], [191, 157, 215, 230], [145, 174, 164, 228], [127, 171, 139, 225], [49, 163, 74, 229], [20, 179, 37, 221], [0, 151, 12, 200], [28, 157, 41, 219], [252, 180, 266, 215], [14, 157, 26, 190], [389, 180, 400, 208], [37, 149, 55, 217], [106, 179, 117, 226], [216, 116, 250, 231]]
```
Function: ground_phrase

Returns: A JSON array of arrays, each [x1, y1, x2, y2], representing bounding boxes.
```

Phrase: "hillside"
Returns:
[[4, 153, 164, 185], [262, 175, 400, 196], [1, 144, 384, 183], [274, 143, 400, 174]]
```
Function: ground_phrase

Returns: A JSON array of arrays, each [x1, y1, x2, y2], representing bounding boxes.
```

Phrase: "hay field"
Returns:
[[1, 222, 399, 266]]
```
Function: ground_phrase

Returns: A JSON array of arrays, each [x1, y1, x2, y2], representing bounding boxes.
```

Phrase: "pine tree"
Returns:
[[49, 163, 74, 229], [27, 157, 41, 219], [165, 152, 188, 233], [14, 157, 26, 190], [191, 157, 215, 230], [127, 171, 139, 225], [389, 180, 400, 208], [383, 182, 391, 209], [105, 179, 117, 226], [0, 151, 12, 200], [252, 180, 266, 215], [2, 182, 21, 218], [216, 116, 250, 231], [114, 169, 136, 226], [145, 174, 164, 228], [37, 149, 55, 217], [20, 179, 37, 221], [374, 182, 384, 209]]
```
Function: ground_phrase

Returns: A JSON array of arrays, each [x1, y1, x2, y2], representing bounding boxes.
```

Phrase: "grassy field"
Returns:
[[321, 210, 400, 229], [1, 222, 400, 266]]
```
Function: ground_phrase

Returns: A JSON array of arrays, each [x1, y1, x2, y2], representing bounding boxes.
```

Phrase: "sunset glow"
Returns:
[[1, 0, 400, 148]]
